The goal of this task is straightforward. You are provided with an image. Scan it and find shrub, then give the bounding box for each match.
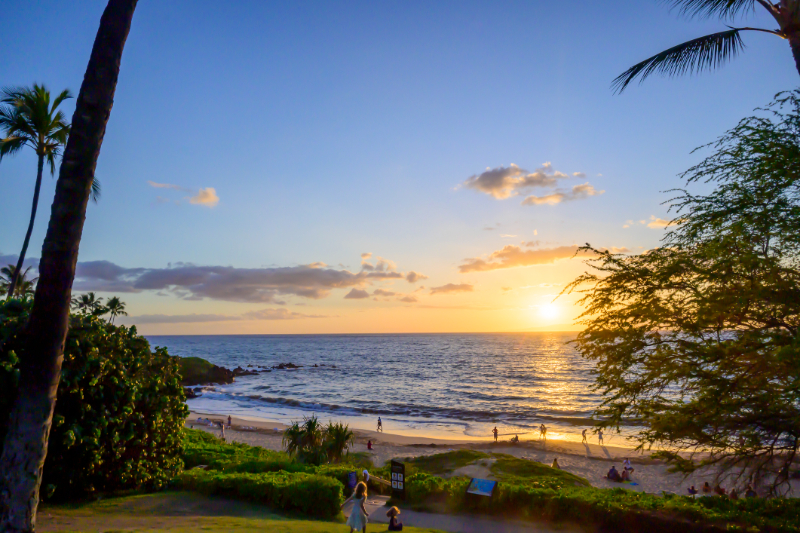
[0,299,188,500]
[282,416,355,466]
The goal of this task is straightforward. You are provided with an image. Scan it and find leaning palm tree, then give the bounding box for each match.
[105,296,127,323]
[0,2,138,530]
[614,1,800,93]
[0,265,37,300]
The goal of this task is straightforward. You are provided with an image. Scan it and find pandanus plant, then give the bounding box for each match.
[282,416,354,465]
[614,1,800,93]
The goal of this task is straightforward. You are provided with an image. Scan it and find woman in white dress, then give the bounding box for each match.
[342,481,369,533]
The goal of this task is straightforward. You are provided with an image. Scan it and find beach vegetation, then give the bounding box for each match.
[105,295,128,323]
[0,265,37,300]
[282,416,355,466]
[613,0,800,93]
[566,91,800,493]
[0,299,187,501]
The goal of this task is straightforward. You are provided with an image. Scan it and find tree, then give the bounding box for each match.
[104,296,127,324]
[613,1,800,93]
[70,292,105,316]
[0,85,70,299]
[565,91,800,494]
[0,1,138,531]
[0,266,37,300]
[282,417,354,465]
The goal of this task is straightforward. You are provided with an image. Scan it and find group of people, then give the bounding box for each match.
[688,482,757,499]
[581,428,603,444]
[342,481,403,532]
[605,458,635,482]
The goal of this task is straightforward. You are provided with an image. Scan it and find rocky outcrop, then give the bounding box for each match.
[177,356,235,386]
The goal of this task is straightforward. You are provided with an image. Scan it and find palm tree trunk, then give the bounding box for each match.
[790,35,800,77]
[6,155,45,299]
[0,1,137,531]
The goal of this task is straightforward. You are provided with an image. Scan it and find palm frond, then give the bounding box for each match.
[664,0,758,20]
[91,176,102,203]
[50,89,73,112]
[612,29,744,93]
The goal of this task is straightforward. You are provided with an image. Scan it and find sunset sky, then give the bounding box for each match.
[2,1,797,334]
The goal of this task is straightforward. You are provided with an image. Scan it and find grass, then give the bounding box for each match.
[39,492,444,533]
[489,454,591,488]
[401,450,490,475]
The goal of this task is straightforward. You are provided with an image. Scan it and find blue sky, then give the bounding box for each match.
[1,1,796,333]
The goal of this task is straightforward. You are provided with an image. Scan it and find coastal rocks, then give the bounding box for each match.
[272,362,302,370]
[177,356,235,386]
[233,366,259,377]
[184,387,198,399]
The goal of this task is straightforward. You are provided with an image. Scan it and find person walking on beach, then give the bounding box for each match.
[227,415,232,428]
[493,427,498,442]
[377,417,383,432]
[582,429,587,443]
[342,481,369,533]
[598,429,604,445]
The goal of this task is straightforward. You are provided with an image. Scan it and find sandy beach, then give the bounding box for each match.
[187,410,786,496]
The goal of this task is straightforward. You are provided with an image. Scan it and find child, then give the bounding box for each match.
[341,481,369,533]
[387,506,403,531]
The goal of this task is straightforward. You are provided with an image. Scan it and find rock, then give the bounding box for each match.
[184,387,198,399]
[233,366,259,377]
[177,356,235,386]
[272,362,302,370]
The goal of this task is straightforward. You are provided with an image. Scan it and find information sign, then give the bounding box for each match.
[390,460,405,500]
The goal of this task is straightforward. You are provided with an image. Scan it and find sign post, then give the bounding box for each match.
[390,460,406,500]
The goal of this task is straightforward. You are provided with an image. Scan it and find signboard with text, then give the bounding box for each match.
[466,478,497,497]
[390,460,405,500]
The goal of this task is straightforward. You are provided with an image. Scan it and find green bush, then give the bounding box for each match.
[0,299,188,500]
[175,469,342,518]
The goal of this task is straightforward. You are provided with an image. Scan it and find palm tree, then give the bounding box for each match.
[0,265,37,300]
[105,296,127,323]
[0,85,70,299]
[71,292,103,314]
[324,421,355,463]
[0,1,138,531]
[613,1,800,93]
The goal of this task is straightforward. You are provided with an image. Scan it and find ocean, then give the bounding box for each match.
[147,332,624,443]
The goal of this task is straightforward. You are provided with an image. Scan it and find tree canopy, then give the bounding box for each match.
[566,91,800,493]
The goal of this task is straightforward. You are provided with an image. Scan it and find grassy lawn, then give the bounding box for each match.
[38,492,444,533]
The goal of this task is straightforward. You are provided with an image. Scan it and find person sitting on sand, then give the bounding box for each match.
[342,481,369,533]
[551,457,560,469]
[387,506,403,531]
[510,434,520,444]
[714,485,726,496]
[702,481,712,494]
[745,484,757,498]
[367,440,373,451]
[729,488,738,500]
[688,485,698,497]
[621,468,630,482]
[493,427,498,442]
[606,466,621,482]
[623,457,634,477]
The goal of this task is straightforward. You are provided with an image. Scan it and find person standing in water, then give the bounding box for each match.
[377,417,383,432]
[493,427,498,442]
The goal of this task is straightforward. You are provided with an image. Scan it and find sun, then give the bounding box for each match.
[538,303,560,321]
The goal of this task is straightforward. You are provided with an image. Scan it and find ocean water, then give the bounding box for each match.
[147,333,625,443]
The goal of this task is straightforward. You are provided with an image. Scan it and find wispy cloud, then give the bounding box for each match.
[344,288,370,299]
[148,181,190,191]
[460,162,570,199]
[406,271,428,283]
[520,183,604,206]
[123,307,325,324]
[647,216,671,229]
[459,245,582,273]
[189,187,220,207]
[430,283,474,295]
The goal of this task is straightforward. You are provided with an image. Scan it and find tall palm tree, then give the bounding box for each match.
[0,85,70,299]
[105,296,127,324]
[0,265,37,300]
[71,292,103,314]
[614,1,800,93]
[0,1,138,531]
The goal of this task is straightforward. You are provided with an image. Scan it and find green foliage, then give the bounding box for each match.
[177,356,218,385]
[282,416,354,466]
[0,265,36,300]
[566,91,800,492]
[401,450,490,475]
[489,454,590,488]
[175,469,343,519]
[0,299,188,500]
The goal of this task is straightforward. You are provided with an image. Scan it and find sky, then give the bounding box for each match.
[1,1,797,334]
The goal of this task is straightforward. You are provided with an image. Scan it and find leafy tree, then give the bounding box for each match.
[0,266,37,300]
[0,1,138,531]
[614,1,800,93]
[105,296,127,324]
[565,91,800,493]
[283,417,355,465]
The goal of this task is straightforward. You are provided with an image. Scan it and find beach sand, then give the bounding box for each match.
[187,410,769,496]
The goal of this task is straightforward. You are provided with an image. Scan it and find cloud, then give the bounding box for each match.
[71,259,408,302]
[461,163,570,199]
[124,307,325,324]
[609,247,631,254]
[361,252,372,259]
[647,216,671,229]
[520,183,604,206]
[189,187,219,207]
[430,283,474,295]
[459,245,582,273]
[344,288,370,299]
[148,181,189,191]
[573,172,586,178]
[373,288,396,297]
[398,295,418,303]
[623,219,633,228]
[405,271,428,283]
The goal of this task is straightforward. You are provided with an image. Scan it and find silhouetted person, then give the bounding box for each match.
[493,427,498,442]
[582,429,587,443]
[377,417,383,432]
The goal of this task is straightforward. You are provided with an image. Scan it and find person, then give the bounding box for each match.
[377,417,383,432]
[702,481,711,494]
[367,440,373,451]
[729,488,738,500]
[582,429,587,443]
[227,415,232,428]
[621,468,630,482]
[688,485,698,497]
[606,465,621,482]
[539,424,545,438]
[342,481,369,533]
[219,422,226,442]
[362,469,370,483]
[541,424,547,439]
[745,484,757,498]
[551,457,560,469]
[714,485,726,496]
[598,429,604,445]
[493,427,498,443]
[387,506,403,531]
[623,457,634,477]
[510,434,520,444]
